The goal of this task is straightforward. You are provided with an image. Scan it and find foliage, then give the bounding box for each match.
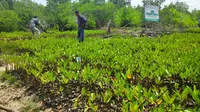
[161,4,197,28]
[0,30,106,40]
[46,0,70,4]
[114,6,141,27]
[13,0,44,30]
[167,1,190,14]
[142,0,165,6]
[1,32,200,111]
[78,3,97,29]
[185,28,200,33]
[0,10,20,32]
[0,0,9,10]
[109,0,129,8]
[171,9,196,27]
[0,73,17,84]
[57,3,76,30]
[1,0,200,31]
[191,9,200,22]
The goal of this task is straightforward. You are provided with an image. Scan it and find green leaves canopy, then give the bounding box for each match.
[114,7,141,27]
[0,10,20,32]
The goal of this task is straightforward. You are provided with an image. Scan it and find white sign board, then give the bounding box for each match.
[145,5,159,22]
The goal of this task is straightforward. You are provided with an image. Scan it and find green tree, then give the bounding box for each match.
[161,1,190,16]
[109,0,129,7]
[0,0,9,10]
[91,2,116,27]
[44,0,59,29]
[93,0,105,5]
[6,0,13,9]
[135,5,144,23]
[78,0,106,5]
[13,0,44,30]
[160,6,196,28]
[172,1,189,14]
[191,9,200,23]
[160,1,195,28]
[142,0,165,6]
[78,3,96,29]
[79,0,90,4]
[160,5,174,27]
[77,2,116,28]
[0,10,20,32]
[114,7,141,27]
[171,9,196,27]
[57,2,76,30]
[46,0,71,4]
[191,9,200,18]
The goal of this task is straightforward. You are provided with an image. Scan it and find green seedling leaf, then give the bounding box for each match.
[84,105,90,112]
[59,86,64,92]
[169,94,176,104]
[92,105,98,111]
[81,87,86,96]
[163,91,170,104]
[98,82,103,88]
[90,93,96,102]
[103,90,113,103]
[181,88,190,101]
[121,100,129,112]
[190,85,200,103]
[129,102,139,112]
[163,91,176,104]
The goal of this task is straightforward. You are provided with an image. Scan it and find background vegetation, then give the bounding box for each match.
[1,0,200,32]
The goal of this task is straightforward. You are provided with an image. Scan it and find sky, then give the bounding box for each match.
[33,0,200,11]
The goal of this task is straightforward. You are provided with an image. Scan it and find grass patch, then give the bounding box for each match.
[0,72,17,84]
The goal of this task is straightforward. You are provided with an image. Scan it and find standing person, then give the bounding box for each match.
[198,18,200,28]
[75,10,87,42]
[29,16,42,36]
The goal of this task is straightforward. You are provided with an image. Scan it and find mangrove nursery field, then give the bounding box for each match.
[0,30,200,111]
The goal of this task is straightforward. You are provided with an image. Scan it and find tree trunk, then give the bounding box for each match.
[107,20,112,35]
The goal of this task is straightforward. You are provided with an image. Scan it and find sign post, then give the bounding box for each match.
[144,4,160,22]
[140,4,160,37]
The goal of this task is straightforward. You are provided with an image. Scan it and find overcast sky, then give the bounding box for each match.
[33,0,200,11]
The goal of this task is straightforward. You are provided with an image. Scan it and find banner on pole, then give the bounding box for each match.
[144,5,159,22]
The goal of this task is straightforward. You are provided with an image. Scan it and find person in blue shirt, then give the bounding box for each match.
[29,16,42,36]
[75,10,87,42]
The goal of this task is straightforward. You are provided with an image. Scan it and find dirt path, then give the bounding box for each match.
[0,66,41,112]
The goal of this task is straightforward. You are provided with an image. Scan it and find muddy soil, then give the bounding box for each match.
[0,66,43,112]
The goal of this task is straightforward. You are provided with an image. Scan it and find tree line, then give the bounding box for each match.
[1,0,200,32]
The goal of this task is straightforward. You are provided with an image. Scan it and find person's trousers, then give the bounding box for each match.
[78,27,84,42]
[31,27,40,36]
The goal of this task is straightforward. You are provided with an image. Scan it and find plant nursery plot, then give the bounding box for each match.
[1,32,200,111]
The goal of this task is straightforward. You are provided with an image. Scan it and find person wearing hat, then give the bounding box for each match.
[75,10,87,42]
